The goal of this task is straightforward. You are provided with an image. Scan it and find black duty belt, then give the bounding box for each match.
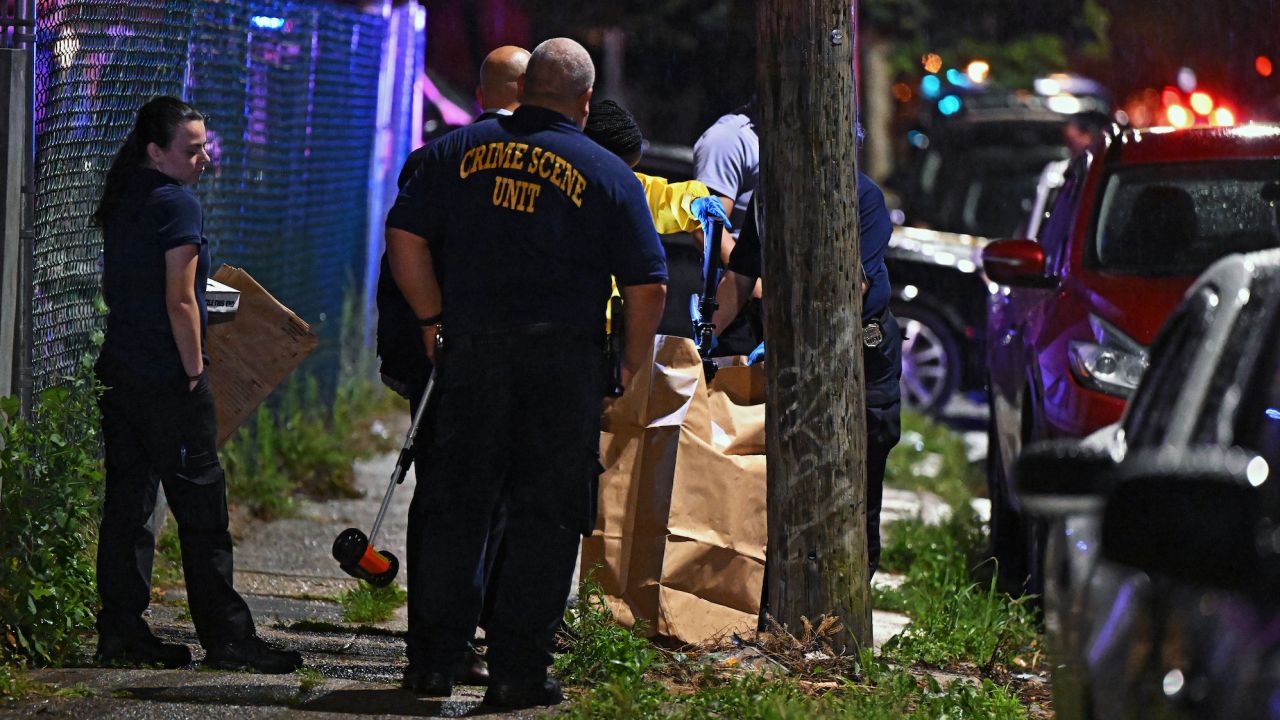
[863,308,892,349]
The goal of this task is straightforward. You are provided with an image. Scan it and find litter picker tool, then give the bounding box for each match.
[331,366,437,587]
[690,196,730,380]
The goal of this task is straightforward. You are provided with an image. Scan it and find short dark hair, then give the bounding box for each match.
[584,100,644,159]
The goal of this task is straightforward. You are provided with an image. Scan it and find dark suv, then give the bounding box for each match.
[888,109,1070,413]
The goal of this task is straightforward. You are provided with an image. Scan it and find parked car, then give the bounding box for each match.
[983,124,1280,590]
[885,226,989,413]
[887,107,1073,413]
[1015,247,1280,719]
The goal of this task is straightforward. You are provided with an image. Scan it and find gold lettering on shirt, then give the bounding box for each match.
[459,141,585,209]
[492,175,542,213]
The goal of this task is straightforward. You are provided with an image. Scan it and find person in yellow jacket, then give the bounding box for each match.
[585,99,730,333]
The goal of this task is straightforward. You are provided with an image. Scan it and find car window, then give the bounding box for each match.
[1089,160,1280,277]
[1192,282,1276,446]
[1232,302,1280,467]
[1121,287,1217,447]
[1038,153,1090,275]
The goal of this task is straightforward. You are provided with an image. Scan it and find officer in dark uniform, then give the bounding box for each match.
[714,171,902,575]
[91,96,301,673]
[376,44,530,691]
[384,38,667,709]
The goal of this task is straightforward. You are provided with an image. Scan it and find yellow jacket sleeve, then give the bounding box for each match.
[634,172,710,235]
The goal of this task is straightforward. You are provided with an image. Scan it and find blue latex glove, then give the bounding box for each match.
[747,341,766,365]
[691,195,732,236]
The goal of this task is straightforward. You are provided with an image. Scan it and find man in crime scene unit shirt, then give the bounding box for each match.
[384,37,666,710]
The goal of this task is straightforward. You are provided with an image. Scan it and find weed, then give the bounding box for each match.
[0,355,104,666]
[0,663,91,702]
[877,510,1039,671]
[885,410,984,507]
[0,663,39,702]
[556,582,1031,720]
[555,576,659,687]
[337,582,407,625]
[295,666,326,695]
[174,600,192,623]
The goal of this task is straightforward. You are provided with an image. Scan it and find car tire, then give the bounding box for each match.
[894,302,961,416]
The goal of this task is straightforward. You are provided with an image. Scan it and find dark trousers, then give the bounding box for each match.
[865,399,902,575]
[864,313,903,575]
[412,329,601,684]
[405,384,507,665]
[95,355,254,649]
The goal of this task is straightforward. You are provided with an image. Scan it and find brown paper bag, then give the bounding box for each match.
[206,265,319,447]
[582,336,767,644]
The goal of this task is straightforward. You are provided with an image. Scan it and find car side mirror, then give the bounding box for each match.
[1101,448,1280,596]
[1015,438,1119,517]
[981,239,1054,288]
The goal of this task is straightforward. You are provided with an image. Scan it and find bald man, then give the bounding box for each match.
[395,45,530,191]
[386,37,666,708]
[375,44,529,695]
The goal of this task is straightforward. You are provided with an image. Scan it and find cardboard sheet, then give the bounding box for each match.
[206,265,319,447]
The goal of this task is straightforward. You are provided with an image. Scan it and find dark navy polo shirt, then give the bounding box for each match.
[727,172,892,321]
[386,105,667,337]
[101,168,210,381]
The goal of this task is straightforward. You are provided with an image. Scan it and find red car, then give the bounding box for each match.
[982,124,1280,591]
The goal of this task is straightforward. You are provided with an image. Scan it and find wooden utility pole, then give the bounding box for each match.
[758,0,870,649]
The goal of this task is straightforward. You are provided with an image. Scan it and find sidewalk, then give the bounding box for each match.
[9,436,544,719]
[6,424,941,719]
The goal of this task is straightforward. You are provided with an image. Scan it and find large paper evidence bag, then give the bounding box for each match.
[582,335,767,645]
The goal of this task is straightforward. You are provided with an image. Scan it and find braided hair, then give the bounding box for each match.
[584,99,644,162]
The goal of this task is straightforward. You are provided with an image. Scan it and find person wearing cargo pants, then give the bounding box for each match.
[91,96,301,673]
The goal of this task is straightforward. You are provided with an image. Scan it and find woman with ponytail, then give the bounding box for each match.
[92,96,303,674]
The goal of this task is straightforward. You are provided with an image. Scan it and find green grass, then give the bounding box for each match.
[0,663,92,703]
[877,414,1041,672]
[884,410,985,507]
[555,417,1041,717]
[295,666,326,695]
[0,663,39,702]
[336,582,407,625]
[219,282,403,520]
[554,581,1031,720]
[875,510,1039,671]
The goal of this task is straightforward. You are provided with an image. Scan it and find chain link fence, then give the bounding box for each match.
[33,0,388,393]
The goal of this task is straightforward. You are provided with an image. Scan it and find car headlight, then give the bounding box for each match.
[1067,315,1148,398]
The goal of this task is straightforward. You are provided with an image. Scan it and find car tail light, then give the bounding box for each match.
[1067,315,1149,398]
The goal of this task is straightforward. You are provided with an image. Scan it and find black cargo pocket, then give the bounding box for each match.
[174,378,223,486]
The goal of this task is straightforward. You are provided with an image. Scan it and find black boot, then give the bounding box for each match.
[402,666,453,697]
[482,677,564,709]
[203,635,303,674]
[455,642,490,685]
[95,631,192,669]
